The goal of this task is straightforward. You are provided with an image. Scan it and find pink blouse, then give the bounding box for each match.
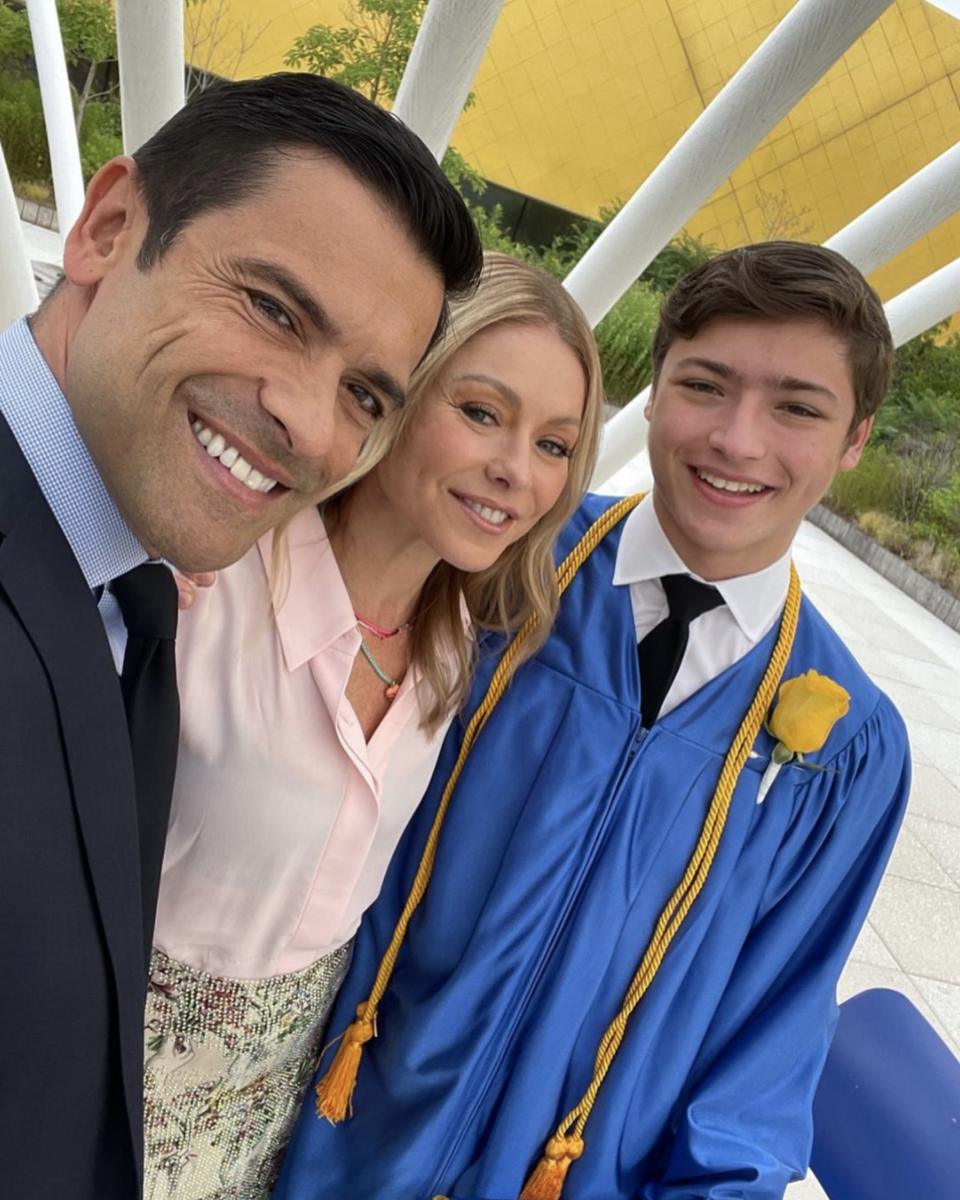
[153,506,457,979]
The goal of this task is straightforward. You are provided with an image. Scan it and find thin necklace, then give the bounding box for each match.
[359,638,403,700]
[354,612,412,639]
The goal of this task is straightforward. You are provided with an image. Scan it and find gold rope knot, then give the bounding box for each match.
[346,1004,376,1045]
[544,1136,584,1163]
[519,1134,585,1199]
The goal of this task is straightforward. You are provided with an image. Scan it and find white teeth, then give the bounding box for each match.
[696,470,766,495]
[463,497,509,525]
[190,420,280,494]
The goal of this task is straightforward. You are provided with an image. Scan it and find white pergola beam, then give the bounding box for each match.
[0,143,40,331]
[27,0,85,244]
[564,0,896,328]
[886,258,960,347]
[392,0,505,163]
[115,0,185,155]
[826,139,960,276]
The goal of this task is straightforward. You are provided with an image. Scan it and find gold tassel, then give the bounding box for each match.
[519,1135,584,1200]
[314,1004,375,1123]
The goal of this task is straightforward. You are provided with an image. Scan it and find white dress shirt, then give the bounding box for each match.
[613,494,792,716]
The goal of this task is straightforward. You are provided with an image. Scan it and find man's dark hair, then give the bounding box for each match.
[132,73,481,319]
[652,241,894,428]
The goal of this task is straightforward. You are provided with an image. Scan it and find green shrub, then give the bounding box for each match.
[826,444,899,519]
[874,387,960,445]
[922,474,960,540]
[593,282,661,406]
[78,95,122,181]
[888,326,960,413]
[639,230,716,294]
[856,510,913,555]
[0,75,50,184]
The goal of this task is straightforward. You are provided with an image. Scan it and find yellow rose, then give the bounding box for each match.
[768,670,851,755]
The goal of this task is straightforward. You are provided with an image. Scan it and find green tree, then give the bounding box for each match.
[0,3,31,60]
[285,0,428,107]
[284,0,483,193]
[0,0,122,187]
[56,0,117,135]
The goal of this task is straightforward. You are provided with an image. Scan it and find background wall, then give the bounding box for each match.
[213,0,960,308]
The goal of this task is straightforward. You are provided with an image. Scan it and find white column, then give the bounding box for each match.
[392,0,505,162]
[826,140,960,276]
[592,384,653,490]
[885,258,960,347]
[563,0,895,327]
[115,0,185,154]
[0,143,40,331]
[27,0,85,244]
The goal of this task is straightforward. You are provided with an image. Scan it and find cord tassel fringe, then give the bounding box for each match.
[519,1135,584,1200]
[314,1004,375,1123]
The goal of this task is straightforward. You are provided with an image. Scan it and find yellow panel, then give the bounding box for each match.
[206,0,960,315]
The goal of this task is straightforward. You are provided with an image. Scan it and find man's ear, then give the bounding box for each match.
[61,156,143,288]
[838,415,874,473]
[644,386,656,422]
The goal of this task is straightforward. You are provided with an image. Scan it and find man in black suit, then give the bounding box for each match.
[0,73,480,1198]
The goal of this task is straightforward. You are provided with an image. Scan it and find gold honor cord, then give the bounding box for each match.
[519,560,802,1200]
[314,494,644,1125]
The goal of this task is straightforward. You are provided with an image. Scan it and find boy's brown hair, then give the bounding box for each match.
[652,241,894,428]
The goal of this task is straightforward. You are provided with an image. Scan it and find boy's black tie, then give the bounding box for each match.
[638,573,723,728]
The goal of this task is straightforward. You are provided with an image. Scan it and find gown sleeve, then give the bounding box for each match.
[642,695,910,1199]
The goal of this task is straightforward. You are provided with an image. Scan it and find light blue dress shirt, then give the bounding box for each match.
[0,317,148,665]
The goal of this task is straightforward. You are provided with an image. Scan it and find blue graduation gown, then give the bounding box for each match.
[276,494,911,1200]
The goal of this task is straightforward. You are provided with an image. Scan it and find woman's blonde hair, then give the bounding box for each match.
[369,250,606,732]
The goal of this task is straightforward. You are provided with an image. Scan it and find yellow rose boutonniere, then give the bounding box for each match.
[756,670,851,804]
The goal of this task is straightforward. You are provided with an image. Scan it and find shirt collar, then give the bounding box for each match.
[0,318,146,588]
[259,505,475,675]
[258,507,356,673]
[613,491,792,641]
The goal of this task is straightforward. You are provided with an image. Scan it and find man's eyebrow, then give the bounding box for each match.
[455,373,582,427]
[364,367,406,412]
[234,257,343,341]
[672,357,840,403]
[236,257,407,410]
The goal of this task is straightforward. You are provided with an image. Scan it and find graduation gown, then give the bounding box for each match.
[275,494,911,1200]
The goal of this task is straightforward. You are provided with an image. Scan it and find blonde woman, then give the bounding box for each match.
[142,253,605,1199]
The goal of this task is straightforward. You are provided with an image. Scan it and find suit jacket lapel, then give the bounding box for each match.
[0,414,146,1164]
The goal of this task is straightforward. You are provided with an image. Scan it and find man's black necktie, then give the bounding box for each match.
[110,564,180,964]
[638,574,723,728]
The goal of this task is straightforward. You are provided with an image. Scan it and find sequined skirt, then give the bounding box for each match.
[144,943,352,1200]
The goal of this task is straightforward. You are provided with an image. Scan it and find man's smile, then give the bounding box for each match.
[189,415,287,497]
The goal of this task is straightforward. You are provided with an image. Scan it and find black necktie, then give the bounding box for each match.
[110,564,180,966]
[638,574,723,728]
